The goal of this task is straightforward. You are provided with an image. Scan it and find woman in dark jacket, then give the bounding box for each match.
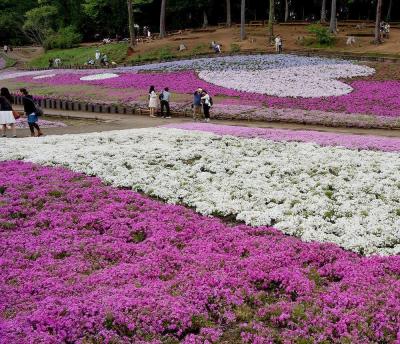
[20,88,43,137]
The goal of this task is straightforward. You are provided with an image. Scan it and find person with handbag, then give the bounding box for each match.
[20,88,43,137]
[0,95,16,138]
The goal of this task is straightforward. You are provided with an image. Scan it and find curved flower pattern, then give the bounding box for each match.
[1,128,399,255]
[80,73,120,81]
[199,64,374,97]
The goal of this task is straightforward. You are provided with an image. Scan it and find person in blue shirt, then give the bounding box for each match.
[193,88,203,120]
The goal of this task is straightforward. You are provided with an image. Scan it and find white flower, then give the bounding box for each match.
[1,128,398,256]
[80,73,119,81]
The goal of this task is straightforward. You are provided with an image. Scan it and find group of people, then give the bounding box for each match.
[148,87,213,122]
[0,87,43,138]
[148,86,171,118]
[193,88,212,122]
[48,58,62,68]
[85,50,110,66]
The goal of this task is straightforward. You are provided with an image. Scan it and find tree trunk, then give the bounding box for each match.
[268,0,274,43]
[127,0,135,46]
[284,0,289,22]
[240,0,246,40]
[159,0,167,38]
[374,0,383,44]
[321,0,327,23]
[226,0,232,27]
[202,10,208,28]
[386,0,393,22]
[329,0,337,33]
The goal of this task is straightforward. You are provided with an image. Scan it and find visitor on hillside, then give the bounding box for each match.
[3,45,8,54]
[95,49,101,62]
[20,88,43,137]
[160,87,171,119]
[54,58,62,67]
[201,90,212,123]
[275,35,282,53]
[48,58,54,68]
[148,86,158,118]
[193,88,203,120]
[0,95,16,138]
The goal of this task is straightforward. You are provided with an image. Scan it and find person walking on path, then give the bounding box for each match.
[3,45,8,54]
[0,96,16,138]
[20,88,43,137]
[275,35,282,53]
[201,90,212,122]
[148,86,158,118]
[193,88,203,120]
[160,87,171,119]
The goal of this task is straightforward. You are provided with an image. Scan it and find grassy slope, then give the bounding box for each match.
[0,53,17,68]
[29,43,129,67]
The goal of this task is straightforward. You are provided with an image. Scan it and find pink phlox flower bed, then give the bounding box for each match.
[17,72,400,118]
[1,161,400,343]
[163,123,400,152]
[14,118,67,129]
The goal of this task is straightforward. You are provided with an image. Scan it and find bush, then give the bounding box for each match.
[44,26,82,51]
[307,24,334,46]
[230,43,241,53]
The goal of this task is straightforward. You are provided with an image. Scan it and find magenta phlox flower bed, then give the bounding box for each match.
[269,80,400,118]
[163,123,400,152]
[1,161,400,343]
[17,70,400,118]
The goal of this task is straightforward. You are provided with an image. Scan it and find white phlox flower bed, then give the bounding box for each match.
[1,128,399,255]
[80,73,119,81]
[198,64,374,97]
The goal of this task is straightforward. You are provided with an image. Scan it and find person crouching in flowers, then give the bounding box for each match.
[20,88,43,137]
[148,85,158,118]
[201,90,212,123]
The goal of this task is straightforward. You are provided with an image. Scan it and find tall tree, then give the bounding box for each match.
[374,0,383,44]
[386,0,393,21]
[268,0,274,43]
[240,0,246,40]
[284,0,289,22]
[226,0,232,27]
[127,0,135,46]
[321,0,327,22]
[329,0,337,33]
[202,9,208,28]
[159,0,167,38]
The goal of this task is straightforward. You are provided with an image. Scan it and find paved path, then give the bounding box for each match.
[11,106,400,138]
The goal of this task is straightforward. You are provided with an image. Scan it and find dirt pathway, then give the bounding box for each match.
[12,106,400,138]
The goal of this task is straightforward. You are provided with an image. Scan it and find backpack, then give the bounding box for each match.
[159,92,164,101]
[209,96,213,106]
[26,96,44,116]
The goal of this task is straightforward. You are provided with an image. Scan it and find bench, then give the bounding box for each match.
[249,20,264,27]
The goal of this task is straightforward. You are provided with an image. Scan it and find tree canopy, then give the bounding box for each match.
[1,0,398,45]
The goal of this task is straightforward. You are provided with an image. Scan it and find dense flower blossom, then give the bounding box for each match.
[14,118,67,129]
[199,64,374,97]
[1,161,400,343]
[163,123,400,152]
[1,128,399,255]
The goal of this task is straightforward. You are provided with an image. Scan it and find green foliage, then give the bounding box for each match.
[130,47,177,63]
[307,24,335,46]
[44,26,82,50]
[191,43,208,55]
[23,5,59,45]
[230,43,241,53]
[29,42,128,67]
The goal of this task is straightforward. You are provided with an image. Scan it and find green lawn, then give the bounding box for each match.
[29,43,129,67]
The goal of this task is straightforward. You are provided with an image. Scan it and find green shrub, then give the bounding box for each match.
[230,43,241,53]
[192,43,208,55]
[44,26,82,51]
[307,24,334,46]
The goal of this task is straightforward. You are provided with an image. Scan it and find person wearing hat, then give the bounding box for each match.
[193,88,203,120]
